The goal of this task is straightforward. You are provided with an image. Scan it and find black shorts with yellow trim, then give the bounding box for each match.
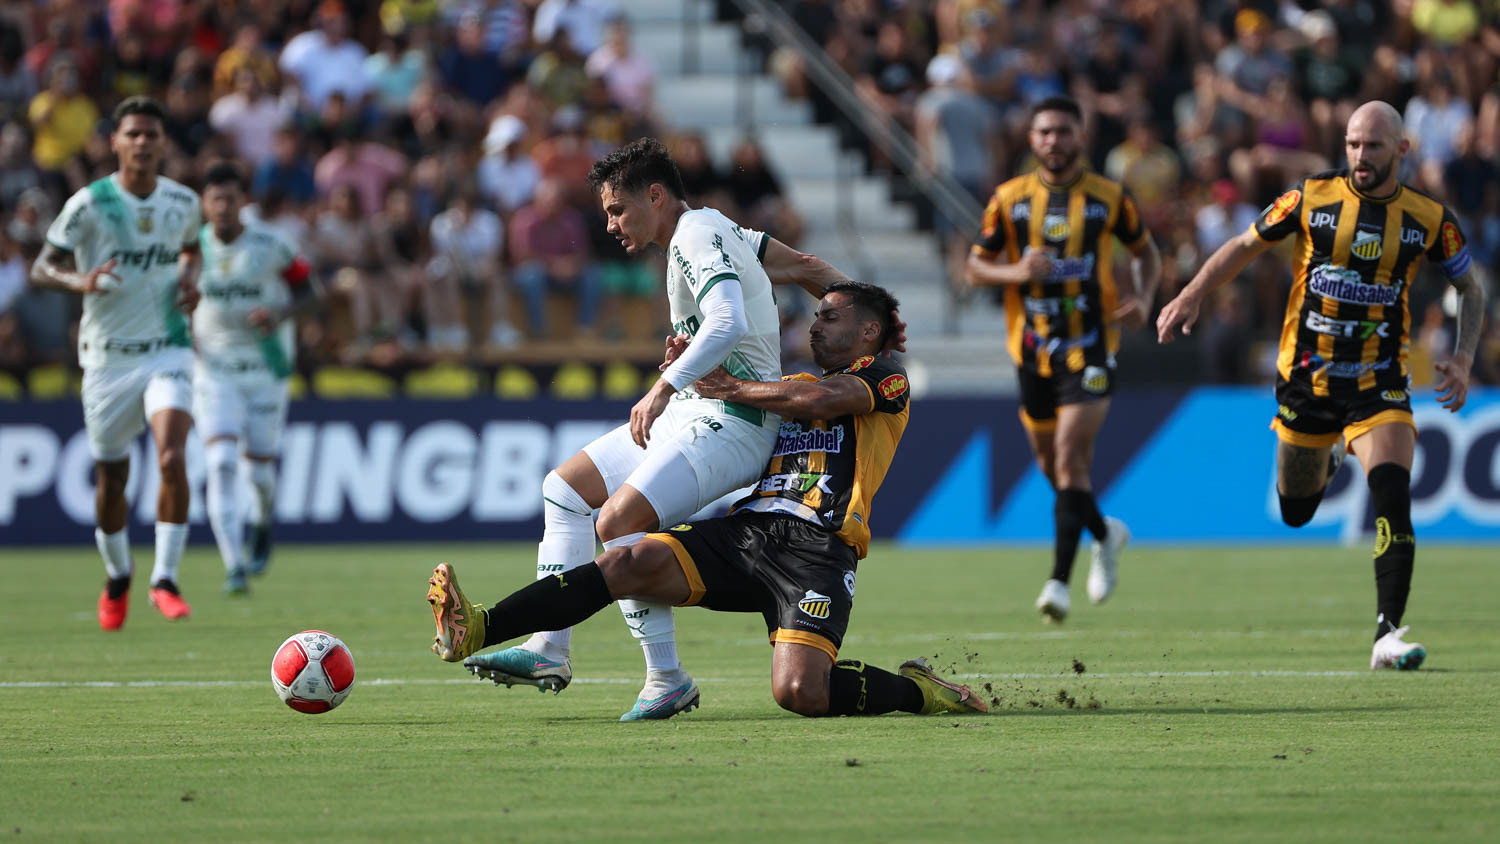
[1016,362,1115,432]
[646,511,858,661]
[1270,376,1416,449]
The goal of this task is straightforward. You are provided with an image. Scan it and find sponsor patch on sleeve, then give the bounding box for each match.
[878,373,908,400]
[846,355,875,373]
[1261,190,1301,227]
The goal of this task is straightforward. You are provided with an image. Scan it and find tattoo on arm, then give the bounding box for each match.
[1449,269,1487,361]
[1277,442,1331,497]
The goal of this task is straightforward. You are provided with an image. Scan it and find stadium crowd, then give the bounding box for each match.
[759,0,1500,385]
[0,0,806,383]
[0,0,1497,388]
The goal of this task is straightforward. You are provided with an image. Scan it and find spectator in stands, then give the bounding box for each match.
[314,184,399,354]
[916,53,1001,291]
[1227,76,1328,205]
[509,178,598,339]
[585,16,654,116]
[4,188,69,364]
[1104,117,1181,224]
[0,24,39,124]
[955,9,1014,113]
[437,10,509,108]
[1194,179,1258,256]
[446,0,531,65]
[857,20,925,129]
[532,0,618,57]
[365,30,430,118]
[254,126,318,205]
[315,130,408,221]
[209,66,291,166]
[527,31,590,110]
[1442,124,1498,264]
[0,123,42,210]
[533,105,596,201]
[726,137,803,246]
[376,185,464,352]
[279,0,371,111]
[213,22,277,97]
[105,30,161,101]
[1409,0,1480,48]
[668,132,729,209]
[27,60,97,180]
[1405,72,1473,192]
[478,114,539,215]
[1214,9,1293,122]
[164,74,214,158]
[429,188,518,348]
[1293,11,1360,160]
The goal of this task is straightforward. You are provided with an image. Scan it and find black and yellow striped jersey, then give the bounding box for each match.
[971,170,1147,376]
[732,355,910,559]
[1252,169,1473,396]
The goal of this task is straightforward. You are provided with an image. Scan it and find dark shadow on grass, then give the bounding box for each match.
[992,703,1425,717]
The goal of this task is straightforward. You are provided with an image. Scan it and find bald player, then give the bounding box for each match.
[1158,101,1486,670]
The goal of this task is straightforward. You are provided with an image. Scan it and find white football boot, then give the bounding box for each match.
[1087,516,1130,604]
[1371,625,1426,670]
[1036,579,1070,623]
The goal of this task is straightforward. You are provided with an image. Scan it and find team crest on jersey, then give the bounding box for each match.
[669,523,692,532]
[878,373,908,400]
[846,355,875,373]
[1441,222,1463,258]
[797,590,832,620]
[1351,228,1383,261]
[1042,214,1069,241]
[136,207,154,233]
[1262,190,1300,227]
[1082,366,1109,394]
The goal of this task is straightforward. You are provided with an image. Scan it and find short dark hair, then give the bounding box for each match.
[112,96,167,129]
[1030,95,1082,125]
[202,160,246,191]
[587,137,687,201]
[825,280,900,351]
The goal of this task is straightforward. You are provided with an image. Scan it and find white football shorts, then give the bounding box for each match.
[583,400,778,526]
[193,369,290,455]
[81,347,195,461]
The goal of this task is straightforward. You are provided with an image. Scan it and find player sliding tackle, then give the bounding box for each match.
[460,139,890,720]
[1157,101,1485,670]
[428,282,986,718]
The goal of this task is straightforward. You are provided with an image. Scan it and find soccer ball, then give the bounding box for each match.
[271,630,356,714]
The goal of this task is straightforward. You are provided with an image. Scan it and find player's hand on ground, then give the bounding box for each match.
[692,365,735,399]
[1020,250,1054,282]
[1113,294,1149,329]
[81,258,119,294]
[1155,292,1201,343]
[1434,353,1472,412]
[630,380,675,448]
[176,276,200,313]
[247,307,276,336]
[883,310,907,354]
[659,333,690,371]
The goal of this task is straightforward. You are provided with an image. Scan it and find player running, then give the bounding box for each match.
[429,282,986,719]
[193,162,318,595]
[30,96,202,629]
[964,96,1162,623]
[1157,101,1486,670]
[459,138,856,720]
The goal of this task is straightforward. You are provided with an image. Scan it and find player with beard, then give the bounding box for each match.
[965,96,1162,623]
[1158,101,1486,670]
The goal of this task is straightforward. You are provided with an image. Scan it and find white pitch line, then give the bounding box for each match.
[957,670,1372,679]
[0,676,734,689]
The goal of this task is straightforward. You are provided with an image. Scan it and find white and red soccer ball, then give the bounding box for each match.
[271,630,356,714]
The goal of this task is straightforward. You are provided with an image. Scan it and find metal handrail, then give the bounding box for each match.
[722,0,987,241]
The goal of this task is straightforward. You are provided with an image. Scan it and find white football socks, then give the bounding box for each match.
[150,521,189,587]
[607,531,684,680]
[244,458,277,528]
[522,471,598,659]
[205,439,243,573]
[95,527,132,580]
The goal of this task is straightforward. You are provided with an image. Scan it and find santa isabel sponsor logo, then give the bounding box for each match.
[1307,264,1400,306]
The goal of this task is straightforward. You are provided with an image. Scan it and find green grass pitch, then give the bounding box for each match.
[1,542,1496,841]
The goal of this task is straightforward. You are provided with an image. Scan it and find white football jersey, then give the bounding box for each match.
[194,220,305,381]
[665,208,782,427]
[46,174,201,369]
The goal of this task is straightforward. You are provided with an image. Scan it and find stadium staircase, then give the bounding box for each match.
[623,0,1012,395]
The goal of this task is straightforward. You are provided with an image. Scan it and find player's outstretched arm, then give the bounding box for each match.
[760,237,852,299]
[694,367,872,419]
[29,243,114,294]
[964,247,1053,288]
[1156,229,1273,343]
[1435,267,1487,412]
[175,243,202,313]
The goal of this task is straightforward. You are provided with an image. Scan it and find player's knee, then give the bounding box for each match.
[95,461,129,494]
[1278,491,1323,527]
[594,544,668,599]
[541,469,592,516]
[156,444,187,479]
[772,674,828,717]
[596,499,653,541]
[204,439,238,475]
[1367,463,1413,527]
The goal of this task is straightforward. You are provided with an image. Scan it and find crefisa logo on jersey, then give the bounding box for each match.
[1042,214,1069,241]
[1351,228,1383,261]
